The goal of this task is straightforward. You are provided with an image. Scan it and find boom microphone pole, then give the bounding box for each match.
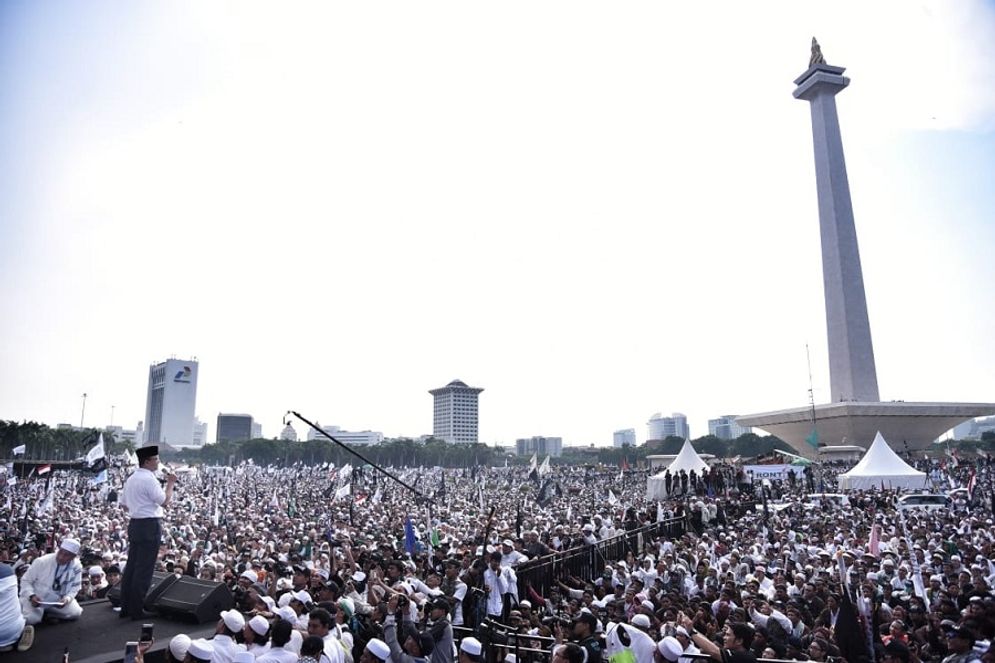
[286,410,428,501]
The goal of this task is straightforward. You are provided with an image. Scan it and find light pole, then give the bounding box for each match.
[80,393,88,428]
[110,405,115,427]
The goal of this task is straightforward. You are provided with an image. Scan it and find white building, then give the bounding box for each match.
[429,379,483,444]
[613,429,636,447]
[144,358,199,448]
[191,418,208,448]
[707,415,751,441]
[105,424,142,447]
[251,422,262,439]
[280,424,298,442]
[306,425,383,445]
[647,412,689,441]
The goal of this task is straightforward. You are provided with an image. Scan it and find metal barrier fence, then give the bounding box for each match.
[515,517,687,599]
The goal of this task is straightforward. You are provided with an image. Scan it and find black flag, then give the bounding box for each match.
[834,586,871,663]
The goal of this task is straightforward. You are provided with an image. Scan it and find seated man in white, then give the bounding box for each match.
[19,539,84,626]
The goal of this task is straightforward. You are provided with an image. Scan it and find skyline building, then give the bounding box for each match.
[143,358,199,448]
[217,413,254,443]
[191,417,208,448]
[613,429,636,447]
[429,379,483,444]
[306,424,383,445]
[516,436,563,457]
[647,412,689,441]
[280,424,298,441]
[707,415,751,441]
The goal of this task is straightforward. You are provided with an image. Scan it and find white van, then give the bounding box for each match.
[804,493,850,509]
[897,493,952,513]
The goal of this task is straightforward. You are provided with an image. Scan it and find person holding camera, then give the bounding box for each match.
[422,596,454,663]
[553,611,601,663]
[677,611,756,663]
[384,592,435,663]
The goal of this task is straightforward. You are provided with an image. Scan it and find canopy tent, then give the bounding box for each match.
[646,439,710,499]
[837,432,928,491]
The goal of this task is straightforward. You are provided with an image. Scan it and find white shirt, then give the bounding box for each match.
[121,468,166,518]
[322,634,345,663]
[256,646,299,663]
[483,565,513,616]
[19,552,83,604]
[210,634,247,663]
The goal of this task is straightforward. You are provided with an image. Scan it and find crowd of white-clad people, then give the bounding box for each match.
[1,450,994,663]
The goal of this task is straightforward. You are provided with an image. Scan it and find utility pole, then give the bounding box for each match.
[80,393,88,428]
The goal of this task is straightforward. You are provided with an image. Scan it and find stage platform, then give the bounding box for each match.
[22,599,215,663]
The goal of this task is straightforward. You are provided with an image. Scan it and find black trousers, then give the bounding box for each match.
[120,517,161,617]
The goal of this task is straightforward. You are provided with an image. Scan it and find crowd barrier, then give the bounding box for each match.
[515,516,687,600]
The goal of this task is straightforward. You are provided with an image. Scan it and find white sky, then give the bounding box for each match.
[1,0,994,446]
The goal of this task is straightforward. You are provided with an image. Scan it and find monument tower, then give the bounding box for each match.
[737,40,995,455]
[793,39,879,403]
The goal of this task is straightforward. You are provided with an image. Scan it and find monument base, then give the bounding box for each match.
[737,401,995,457]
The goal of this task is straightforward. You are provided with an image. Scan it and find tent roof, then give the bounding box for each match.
[650,439,709,476]
[839,432,926,478]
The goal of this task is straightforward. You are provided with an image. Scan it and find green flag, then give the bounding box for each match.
[805,428,819,449]
[431,528,440,547]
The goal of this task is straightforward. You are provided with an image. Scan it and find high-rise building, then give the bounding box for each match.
[647,413,689,441]
[217,414,254,443]
[708,415,751,441]
[429,379,483,444]
[953,416,995,441]
[516,436,563,457]
[613,429,637,447]
[144,358,199,447]
[191,417,208,448]
[251,422,263,439]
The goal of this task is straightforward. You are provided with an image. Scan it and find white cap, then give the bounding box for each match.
[240,570,258,583]
[292,590,313,605]
[59,539,81,555]
[366,638,391,661]
[88,565,105,576]
[631,614,651,628]
[188,638,215,661]
[352,571,367,583]
[168,634,191,661]
[276,606,298,622]
[658,636,683,662]
[461,637,483,656]
[221,609,245,632]
[519,600,532,609]
[248,615,269,636]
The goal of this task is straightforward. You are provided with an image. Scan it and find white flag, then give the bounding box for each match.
[85,435,106,467]
[36,488,54,516]
[529,453,538,472]
[538,456,551,475]
[338,464,353,481]
[607,489,618,505]
[12,445,26,456]
[127,450,138,467]
[371,486,382,504]
[89,470,108,486]
[335,484,351,500]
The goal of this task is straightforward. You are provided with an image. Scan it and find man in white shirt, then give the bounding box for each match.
[119,445,175,620]
[19,538,84,625]
[211,609,248,663]
[500,540,529,568]
[483,552,515,620]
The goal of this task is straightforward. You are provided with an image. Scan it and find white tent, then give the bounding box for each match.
[646,440,710,499]
[837,432,928,491]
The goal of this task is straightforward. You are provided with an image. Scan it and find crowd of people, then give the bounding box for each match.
[0,444,993,663]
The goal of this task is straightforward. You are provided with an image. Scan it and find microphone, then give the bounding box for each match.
[160,464,180,485]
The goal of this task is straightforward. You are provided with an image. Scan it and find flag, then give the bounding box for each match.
[371,485,382,504]
[36,488,54,516]
[338,464,353,481]
[404,516,417,555]
[335,484,351,500]
[37,464,51,476]
[478,486,485,512]
[86,435,107,472]
[657,501,664,523]
[607,489,618,505]
[529,453,538,472]
[127,450,138,467]
[538,456,551,475]
[967,469,977,497]
[537,479,555,506]
[431,528,441,547]
[270,492,279,509]
[804,428,819,449]
[834,582,871,663]
[12,445,25,456]
[436,472,447,499]
[89,470,107,487]
[868,524,880,557]
[528,466,540,487]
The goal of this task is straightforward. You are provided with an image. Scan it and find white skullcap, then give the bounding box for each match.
[276,606,298,622]
[168,634,191,661]
[277,592,293,608]
[658,636,683,662]
[292,590,312,605]
[240,570,258,583]
[461,637,483,656]
[60,539,81,555]
[220,609,245,632]
[188,638,215,661]
[366,638,391,661]
[248,615,269,636]
[631,614,651,629]
[88,565,105,576]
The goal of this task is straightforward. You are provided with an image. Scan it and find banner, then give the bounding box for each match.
[743,464,794,481]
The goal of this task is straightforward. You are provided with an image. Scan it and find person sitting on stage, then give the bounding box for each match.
[0,563,34,653]
[19,538,84,625]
